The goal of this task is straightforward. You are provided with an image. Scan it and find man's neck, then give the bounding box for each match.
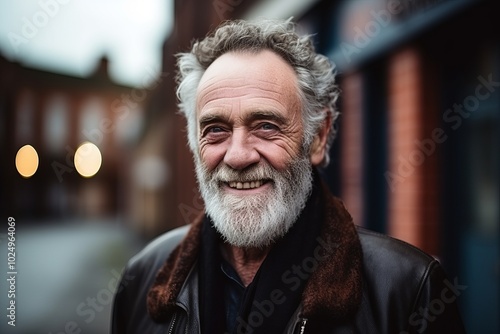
[221,243,271,287]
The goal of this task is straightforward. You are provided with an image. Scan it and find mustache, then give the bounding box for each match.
[208,163,278,183]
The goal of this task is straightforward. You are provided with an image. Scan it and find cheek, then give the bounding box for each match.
[260,120,305,170]
[257,141,300,171]
[199,143,226,171]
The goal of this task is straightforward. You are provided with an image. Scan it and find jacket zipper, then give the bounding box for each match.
[168,312,177,334]
[298,318,308,334]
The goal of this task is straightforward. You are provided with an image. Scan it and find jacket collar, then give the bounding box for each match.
[147,181,362,323]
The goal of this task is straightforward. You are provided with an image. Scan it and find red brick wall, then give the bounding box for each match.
[340,72,365,227]
[387,46,439,255]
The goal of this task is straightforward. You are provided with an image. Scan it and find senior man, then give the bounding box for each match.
[112,19,465,333]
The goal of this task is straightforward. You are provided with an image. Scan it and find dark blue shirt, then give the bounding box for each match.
[221,259,245,333]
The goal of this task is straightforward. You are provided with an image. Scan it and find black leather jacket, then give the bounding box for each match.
[112,190,465,333]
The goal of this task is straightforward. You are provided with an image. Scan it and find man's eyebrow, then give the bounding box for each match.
[245,110,288,125]
[199,113,230,128]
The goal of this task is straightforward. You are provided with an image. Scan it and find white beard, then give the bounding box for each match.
[195,155,313,248]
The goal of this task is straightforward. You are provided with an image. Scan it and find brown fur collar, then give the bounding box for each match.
[147,182,362,322]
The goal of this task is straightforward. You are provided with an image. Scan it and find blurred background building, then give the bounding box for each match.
[0,0,498,333]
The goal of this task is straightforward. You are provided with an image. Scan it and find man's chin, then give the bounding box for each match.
[210,209,294,249]
[218,228,285,249]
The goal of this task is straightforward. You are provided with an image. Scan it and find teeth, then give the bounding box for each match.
[227,180,265,189]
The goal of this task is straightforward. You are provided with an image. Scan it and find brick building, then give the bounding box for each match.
[0,56,147,221]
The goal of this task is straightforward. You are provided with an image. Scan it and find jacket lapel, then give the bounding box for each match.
[301,182,362,321]
[147,213,204,322]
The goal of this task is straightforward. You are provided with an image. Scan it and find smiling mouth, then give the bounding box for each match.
[226,180,269,189]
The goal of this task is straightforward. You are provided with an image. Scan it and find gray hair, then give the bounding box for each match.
[176,18,340,166]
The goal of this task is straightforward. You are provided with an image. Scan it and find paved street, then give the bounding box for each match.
[0,219,143,334]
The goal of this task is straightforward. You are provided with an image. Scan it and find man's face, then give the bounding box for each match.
[194,50,314,247]
[196,49,304,174]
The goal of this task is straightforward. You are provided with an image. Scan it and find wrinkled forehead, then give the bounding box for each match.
[195,50,300,111]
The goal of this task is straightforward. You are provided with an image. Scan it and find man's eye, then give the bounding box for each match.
[208,126,224,133]
[260,123,278,131]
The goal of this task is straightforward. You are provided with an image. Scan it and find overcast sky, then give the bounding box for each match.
[0,0,173,87]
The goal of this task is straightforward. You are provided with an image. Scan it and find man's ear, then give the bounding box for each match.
[309,111,332,166]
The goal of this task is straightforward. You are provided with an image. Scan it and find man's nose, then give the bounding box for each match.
[223,130,260,170]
